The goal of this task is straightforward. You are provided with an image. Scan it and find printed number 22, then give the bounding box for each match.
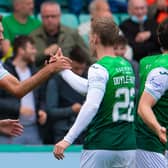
[112,88,135,122]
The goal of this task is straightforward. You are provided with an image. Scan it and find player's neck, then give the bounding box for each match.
[96,46,116,59]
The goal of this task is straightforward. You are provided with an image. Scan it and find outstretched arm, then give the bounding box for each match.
[53,64,109,160]
[60,70,88,95]
[0,56,71,98]
[49,48,88,95]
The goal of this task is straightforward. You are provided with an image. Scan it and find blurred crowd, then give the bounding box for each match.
[0,0,166,145]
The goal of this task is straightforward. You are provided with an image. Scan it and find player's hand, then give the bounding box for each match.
[158,126,167,144]
[49,48,71,64]
[48,48,72,72]
[38,110,47,125]
[0,119,23,136]
[53,139,70,160]
[48,47,63,63]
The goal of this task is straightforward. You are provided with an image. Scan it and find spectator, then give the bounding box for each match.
[78,0,133,60]
[2,0,41,44]
[148,0,168,23]
[120,0,160,62]
[0,36,47,144]
[78,0,111,39]
[0,14,72,113]
[46,45,87,144]
[30,1,91,68]
[113,35,139,92]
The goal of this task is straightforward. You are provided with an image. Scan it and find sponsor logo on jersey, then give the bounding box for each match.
[150,77,162,89]
[159,71,168,76]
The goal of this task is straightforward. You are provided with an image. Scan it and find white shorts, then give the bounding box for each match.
[136,149,168,168]
[164,150,168,167]
[80,149,136,168]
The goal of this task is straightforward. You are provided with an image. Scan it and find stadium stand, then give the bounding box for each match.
[118,13,129,23]
[0,0,12,12]
[61,13,79,28]
[112,14,120,25]
[37,13,79,29]
[79,14,91,24]
[0,12,11,17]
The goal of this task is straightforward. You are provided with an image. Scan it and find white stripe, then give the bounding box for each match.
[136,149,167,168]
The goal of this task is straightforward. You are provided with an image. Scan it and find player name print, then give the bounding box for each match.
[113,75,135,85]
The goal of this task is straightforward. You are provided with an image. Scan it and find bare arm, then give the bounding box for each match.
[0,56,71,98]
[138,91,166,143]
[138,67,168,144]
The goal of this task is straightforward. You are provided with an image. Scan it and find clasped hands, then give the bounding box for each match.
[46,47,72,71]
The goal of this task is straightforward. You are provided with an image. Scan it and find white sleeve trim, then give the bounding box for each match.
[0,63,9,80]
[64,64,109,144]
[59,70,88,95]
[144,67,168,101]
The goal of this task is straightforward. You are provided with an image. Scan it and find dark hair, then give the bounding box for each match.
[13,35,35,57]
[157,19,168,50]
[69,46,88,64]
[114,35,128,46]
[91,17,119,46]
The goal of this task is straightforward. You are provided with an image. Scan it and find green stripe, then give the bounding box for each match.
[0,145,82,153]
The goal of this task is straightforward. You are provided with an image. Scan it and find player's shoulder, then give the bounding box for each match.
[146,67,168,89]
[145,67,168,99]
[89,63,109,79]
[140,55,158,65]
[97,56,126,66]
[148,67,168,77]
[90,63,108,74]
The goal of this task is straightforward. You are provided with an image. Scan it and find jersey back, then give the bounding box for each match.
[84,56,136,150]
[136,54,168,153]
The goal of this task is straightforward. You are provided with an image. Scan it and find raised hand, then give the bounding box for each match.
[0,119,23,136]
[48,48,72,72]
[49,48,71,63]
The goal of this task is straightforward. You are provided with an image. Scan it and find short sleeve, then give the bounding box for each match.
[145,67,168,101]
[0,63,9,80]
[88,63,109,92]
